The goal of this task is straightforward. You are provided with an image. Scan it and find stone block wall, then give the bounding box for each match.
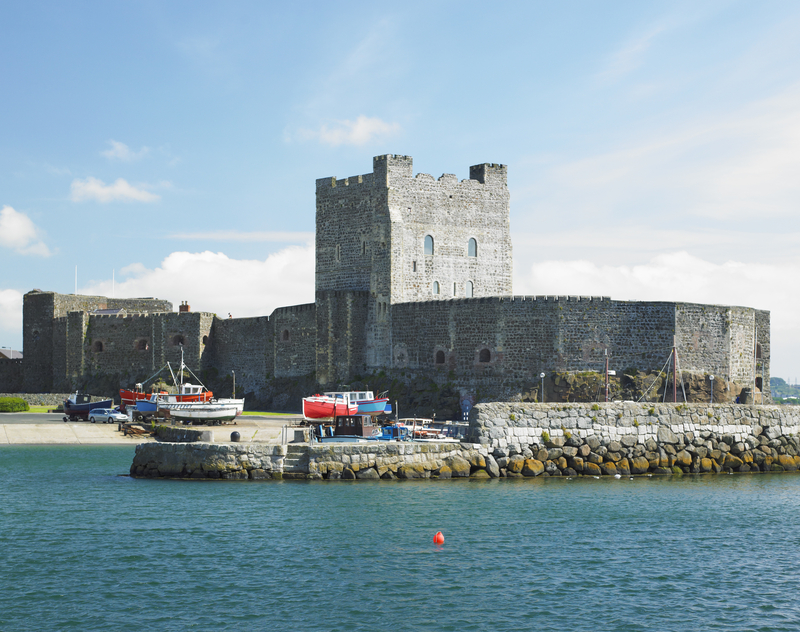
[315,154,512,308]
[316,290,370,386]
[207,315,274,397]
[272,303,316,378]
[0,360,23,392]
[390,160,512,304]
[384,296,767,402]
[22,291,172,393]
[466,401,800,475]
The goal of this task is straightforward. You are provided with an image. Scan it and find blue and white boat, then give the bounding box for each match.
[321,390,389,416]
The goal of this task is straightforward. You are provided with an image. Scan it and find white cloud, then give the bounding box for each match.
[101,140,149,162]
[0,289,24,349]
[169,230,314,243]
[80,245,315,318]
[70,177,161,203]
[0,206,52,256]
[296,116,401,147]
[514,251,800,379]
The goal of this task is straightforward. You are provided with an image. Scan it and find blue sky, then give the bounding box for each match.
[2,0,799,379]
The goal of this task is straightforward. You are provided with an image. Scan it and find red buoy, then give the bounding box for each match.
[433,531,444,545]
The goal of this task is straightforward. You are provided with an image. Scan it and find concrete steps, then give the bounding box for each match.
[283,445,310,472]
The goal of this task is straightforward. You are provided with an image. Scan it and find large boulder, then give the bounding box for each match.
[621,435,638,448]
[506,454,525,474]
[356,467,381,480]
[657,427,679,444]
[485,454,501,478]
[397,464,427,479]
[724,454,744,470]
[447,455,472,477]
[630,456,650,474]
[568,456,585,471]
[778,455,797,471]
[522,459,544,477]
[583,462,602,476]
[675,450,692,468]
[600,462,618,476]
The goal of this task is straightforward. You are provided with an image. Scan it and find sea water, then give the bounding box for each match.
[1,445,799,632]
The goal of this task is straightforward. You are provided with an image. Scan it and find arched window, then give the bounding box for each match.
[92,340,104,353]
[432,281,440,295]
[435,350,445,365]
[172,335,185,347]
[202,335,208,345]
[466,281,474,298]
[479,348,491,363]
[136,339,148,351]
[424,235,434,255]
[281,329,290,341]
[468,238,477,257]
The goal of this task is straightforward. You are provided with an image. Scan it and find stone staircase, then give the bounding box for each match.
[283,444,310,473]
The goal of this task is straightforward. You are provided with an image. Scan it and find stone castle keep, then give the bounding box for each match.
[0,155,771,408]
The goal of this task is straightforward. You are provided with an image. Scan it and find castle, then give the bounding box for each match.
[0,155,771,408]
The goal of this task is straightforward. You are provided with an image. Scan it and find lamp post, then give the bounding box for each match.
[232,370,236,399]
[540,372,546,404]
[709,375,714,405]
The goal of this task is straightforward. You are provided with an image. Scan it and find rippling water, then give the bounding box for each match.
[2,446,800,631]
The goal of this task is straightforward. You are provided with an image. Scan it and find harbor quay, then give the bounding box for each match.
[130,401,800,480]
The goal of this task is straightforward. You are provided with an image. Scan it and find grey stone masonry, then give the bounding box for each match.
[469,401,800,449]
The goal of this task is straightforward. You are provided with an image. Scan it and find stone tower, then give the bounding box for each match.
[314,154,512,385]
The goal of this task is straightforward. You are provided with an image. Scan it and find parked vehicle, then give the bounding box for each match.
[63,393,114,422]
[88,408,128,424]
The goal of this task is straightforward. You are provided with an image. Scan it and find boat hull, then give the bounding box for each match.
[166,404,239,422]
[63,397,113,420]
[355,398,390,416]
[302,396,358,420]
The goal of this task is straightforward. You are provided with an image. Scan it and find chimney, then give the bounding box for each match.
[179,301,191,313]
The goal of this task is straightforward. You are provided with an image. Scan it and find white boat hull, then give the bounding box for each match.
[162,403,239,422]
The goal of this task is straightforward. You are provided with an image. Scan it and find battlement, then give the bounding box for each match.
[317,155,508,191]
[469,163,507,185]
[273,302,316,315]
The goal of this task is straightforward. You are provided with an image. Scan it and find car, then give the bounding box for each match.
[88,408,128,424]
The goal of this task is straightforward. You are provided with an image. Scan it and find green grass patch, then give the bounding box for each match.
[26,405,52,413]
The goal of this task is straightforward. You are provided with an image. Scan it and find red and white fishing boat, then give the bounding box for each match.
[302,394,358,420]
[119,349,213,411]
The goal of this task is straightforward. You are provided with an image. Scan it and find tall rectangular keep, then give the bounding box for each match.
[314,154,512,385]
[315,154,513,305]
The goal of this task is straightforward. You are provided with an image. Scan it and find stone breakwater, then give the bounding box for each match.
[130,441,489,480]
[130,403,800,480]
[468,402,800,475]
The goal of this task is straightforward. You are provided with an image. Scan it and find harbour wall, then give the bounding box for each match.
[130,402,800,480]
